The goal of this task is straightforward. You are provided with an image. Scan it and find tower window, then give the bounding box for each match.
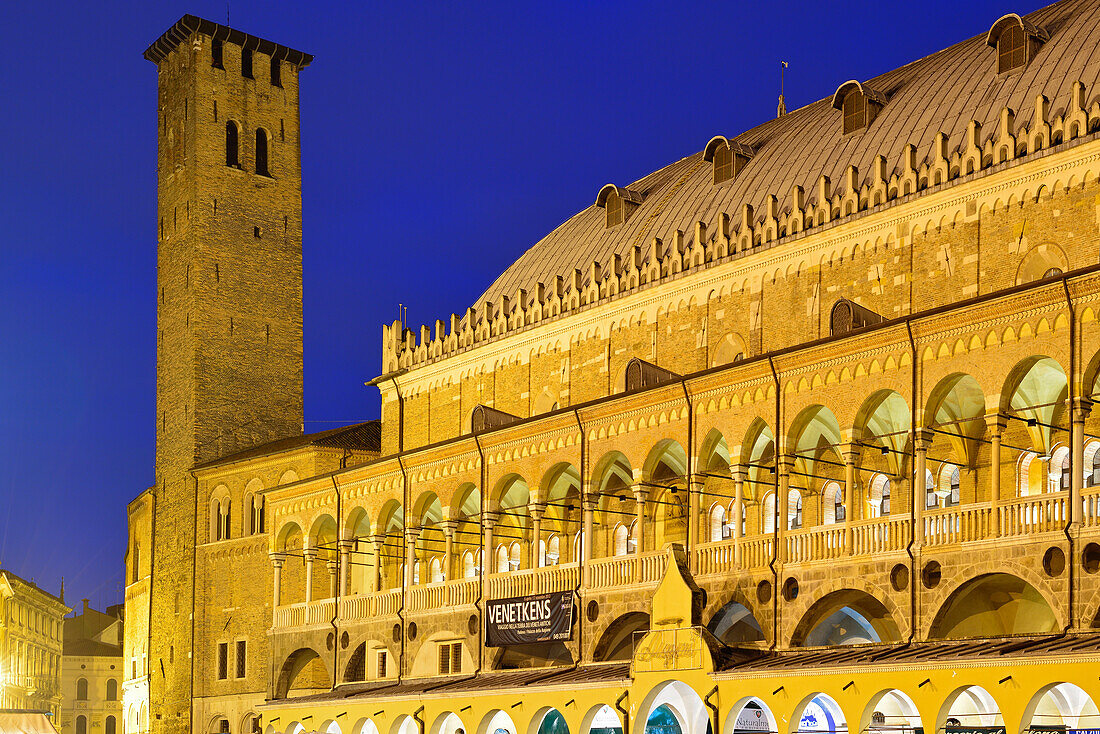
[235,640,246,678]
[225,121,239,168]
[256,129,269,176]
[270,57,282,87]
[217,642,228,680]
[242,48,253,79]
[212,38,223,69]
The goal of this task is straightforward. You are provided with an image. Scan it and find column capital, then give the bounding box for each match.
[482,511,499,529]
[984,411,1008,433]
[776,454,797,473]
[268,552,286,567]
[404,527,422,542]
[631,486,649,503]
[730,464,747,483]
[841,443,862,464]
[1071,397,1094,423]
[439,520,458,538]
[581,496,598,512]
[337,539,355,553]
[302,547,318,562]
[914,428,935,450]
[527,502,547,521]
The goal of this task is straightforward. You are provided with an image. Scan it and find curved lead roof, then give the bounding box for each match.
[474,0,1100,312]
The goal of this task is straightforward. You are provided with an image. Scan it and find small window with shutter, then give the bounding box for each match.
[842,92,866,135]
[997,25,1026,73]
[438,642,462,674]
[377,650,387,678]
[713,145,733,184]
[605,192,623,228]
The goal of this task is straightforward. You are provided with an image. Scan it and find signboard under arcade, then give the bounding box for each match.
[485,591,574,647]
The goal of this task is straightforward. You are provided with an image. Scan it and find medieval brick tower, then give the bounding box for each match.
[142,16,311,734]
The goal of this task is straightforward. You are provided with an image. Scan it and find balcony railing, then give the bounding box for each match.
[588,549,667,589]
[271,500,1100,631]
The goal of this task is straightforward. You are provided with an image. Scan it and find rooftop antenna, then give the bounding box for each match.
[226,2,230,25]
[778,61,789,117]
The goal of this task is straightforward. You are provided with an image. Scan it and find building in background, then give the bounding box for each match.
[0,569,67,715]
[131,4,1100,734]
[59,600,123,734]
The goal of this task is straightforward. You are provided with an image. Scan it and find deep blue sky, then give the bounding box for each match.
[0,0,1044,611]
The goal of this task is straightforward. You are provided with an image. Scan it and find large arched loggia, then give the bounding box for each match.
[431,712,467,734]
[530,710,569,734]
[929,574,1057,638]
[707,600,765,645]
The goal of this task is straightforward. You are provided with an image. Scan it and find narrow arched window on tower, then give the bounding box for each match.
[225,121,239,168]
[211,38,223,69]
[270,56,282,87]
[255,129,269,176]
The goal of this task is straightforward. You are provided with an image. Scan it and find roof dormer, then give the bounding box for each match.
[703,136,754,185]
[987,14,1048,74]
[832,80,886,135]
[596,184,643,228]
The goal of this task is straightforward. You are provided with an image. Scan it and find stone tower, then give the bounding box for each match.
[142,16,311,734]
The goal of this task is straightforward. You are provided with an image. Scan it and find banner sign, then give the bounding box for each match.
[485,591,573,647]
[945,727,1006,734]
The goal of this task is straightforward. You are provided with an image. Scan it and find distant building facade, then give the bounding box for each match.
[131,5,1100,734]
[60,601,123,734]
[0,570,67,715]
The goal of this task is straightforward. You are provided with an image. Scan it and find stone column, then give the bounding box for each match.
[631,486,649,554]
[582,495,596,586]
[270,553,285,608]
[370,535,384,592]
[441,521,457,581]
[404,528,421,586]
[327,560,338,598]
[986,413,1006,536]
[914,429,933,547]
[841,443,861,553]
[687,459,700,567]
[1072,399,1093,527]
[529,503,545,568]
[776,456,794,562]
[732,465,745,567]
[303,547,317,603]
[338,539,353,596]
[482,513,497,573]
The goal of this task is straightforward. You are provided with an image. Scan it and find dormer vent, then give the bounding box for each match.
[829,299,884,336]
[987,14,1048,74]
[622,357,680,393]
[470,405,520,433]
[703,136,754,185]
[596,184,643,228]
[832,81,886,135]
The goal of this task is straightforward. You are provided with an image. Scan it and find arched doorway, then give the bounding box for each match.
[480,711,519,734]
[581,706,623,734]
[431,712,467,734]
[1021,683,1100,734]
[533,710,569,734]
[724,698,776,734]
[637,681,708,734]
[938,686,1003,732]
[793,694,847,734]
[863,690,921,734]
[929,574,1057,638]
